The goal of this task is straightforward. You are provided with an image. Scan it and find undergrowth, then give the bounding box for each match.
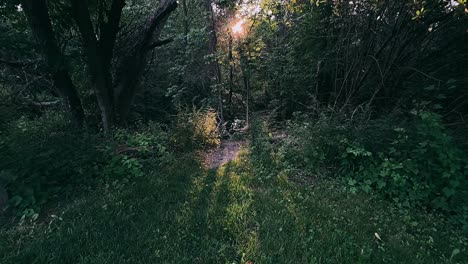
[252,110,468,232]
[0,113,105,219]
[0,108,221,220]
[172,108,221,150]
[2,138,467,263]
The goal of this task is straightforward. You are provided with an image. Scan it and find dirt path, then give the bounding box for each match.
[202,140,247,169]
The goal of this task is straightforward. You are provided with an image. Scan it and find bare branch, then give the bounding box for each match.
[146,38,173,49]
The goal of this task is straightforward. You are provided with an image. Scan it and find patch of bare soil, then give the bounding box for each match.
[202,140,248,169]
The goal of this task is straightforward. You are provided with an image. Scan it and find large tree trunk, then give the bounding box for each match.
[21,0,84,128]
[70,0,176,128]
[70,0,115,132]
[114,0,177,124]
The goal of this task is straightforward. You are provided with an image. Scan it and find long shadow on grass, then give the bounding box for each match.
[173,165,236,262]
[2,151,259,264]
[4,155,253,264]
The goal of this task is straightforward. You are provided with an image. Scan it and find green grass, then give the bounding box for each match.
[0,149,467,264]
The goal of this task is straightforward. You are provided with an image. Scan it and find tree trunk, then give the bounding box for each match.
[21,0,84,128]
[70,0,115,132]
[243,71,250,126]
[182,0,189,42]
[239,43,250,126]
[228,32,234,116]
[70,0,176,128]
[202,0,223,122]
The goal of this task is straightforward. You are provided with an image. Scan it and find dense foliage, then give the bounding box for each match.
[250,110,468,231]
[0,0,467,262]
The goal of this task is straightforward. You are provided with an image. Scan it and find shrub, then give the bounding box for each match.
[341,111,468,228]
[112,122,170,159]
[102,122,173,183]
[0,114,172,219]
[257,110,467,230]
[172,108,220,150]
[0,113,105,218]
[266,111,355,179]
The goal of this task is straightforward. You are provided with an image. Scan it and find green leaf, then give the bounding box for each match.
[450,248,460,260]
[9,195,23,207]
[442,187,455,197]
[347,178,356,186]
[377,181,386,189]
[362,185,372,193]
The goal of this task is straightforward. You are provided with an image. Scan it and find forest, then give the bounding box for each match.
[0,0,467,263]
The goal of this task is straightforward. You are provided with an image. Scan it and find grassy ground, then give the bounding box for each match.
[0,149,467,263]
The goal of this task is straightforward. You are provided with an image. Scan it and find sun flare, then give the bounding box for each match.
[231,19,245,35]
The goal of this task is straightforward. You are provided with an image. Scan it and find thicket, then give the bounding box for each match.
[172,108,221,150]
[250,108,468,232]
[0,108,219,219]
[237,0,468,232]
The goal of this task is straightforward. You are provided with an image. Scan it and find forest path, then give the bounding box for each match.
[201,140,248,169]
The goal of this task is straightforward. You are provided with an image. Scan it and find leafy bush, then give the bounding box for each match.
[172,108,220,150]
[0,113,105,218]
[256,110,468,231]
[112,122,170,159]
[102,122,173,184]
[280,112,353,174]
[0,114,172,219]
[341,111,468,229]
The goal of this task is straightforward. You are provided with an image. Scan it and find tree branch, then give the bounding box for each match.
[142,0,178,46]
[146,38,173,49]
[0,59,39,68]
[100,0,126,69]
